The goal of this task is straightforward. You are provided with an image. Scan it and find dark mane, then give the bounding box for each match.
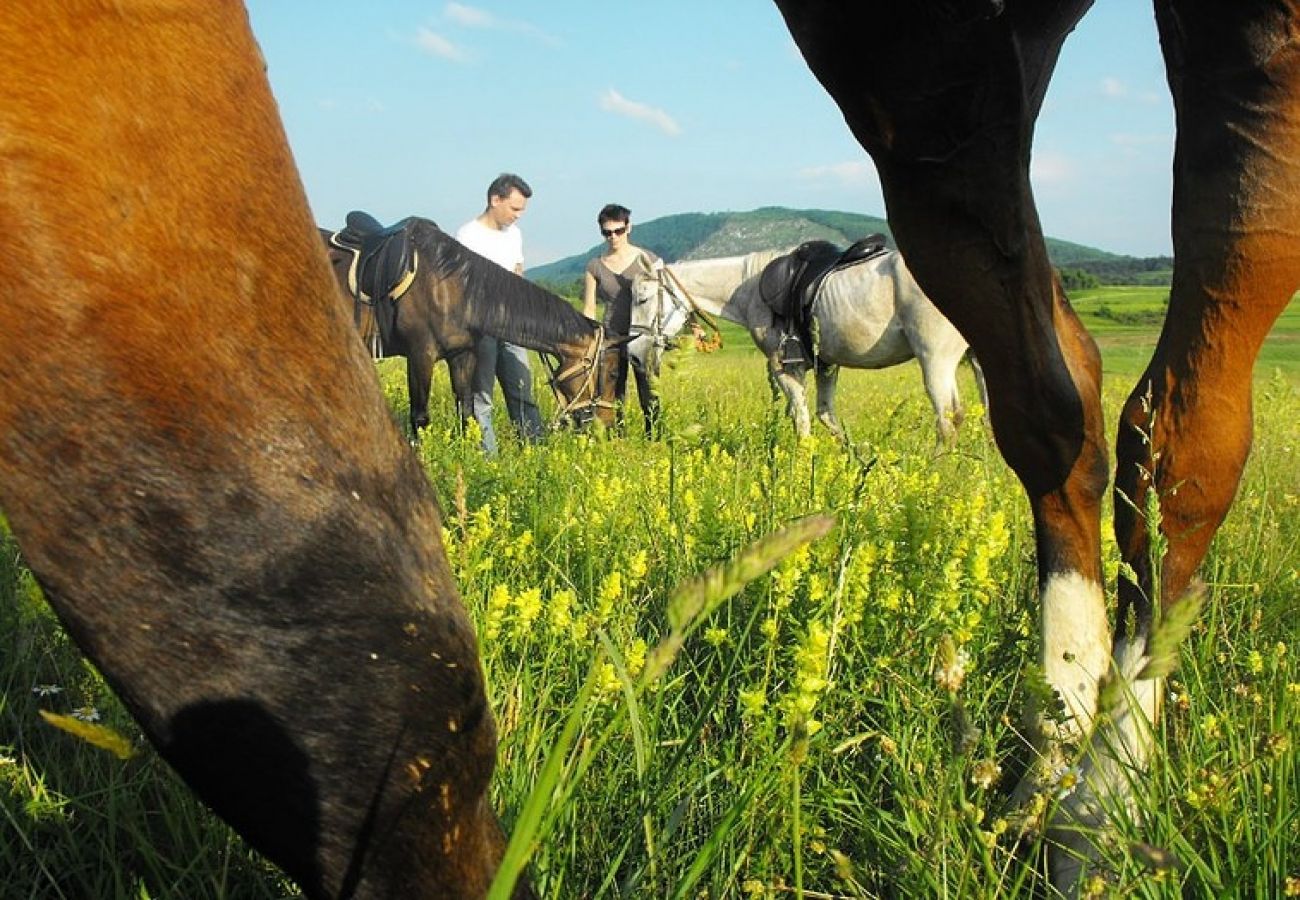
[407,218,597,349]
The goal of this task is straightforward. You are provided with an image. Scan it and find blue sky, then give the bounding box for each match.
[246,1,1174,267]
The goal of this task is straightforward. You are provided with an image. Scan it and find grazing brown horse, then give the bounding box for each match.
[321,217,621,437]
[0,4,527,899]
[775,0,1300,889]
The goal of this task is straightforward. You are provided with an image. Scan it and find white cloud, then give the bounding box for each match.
[442,3,561,46]
[1101,76,1164,105]
[445,2,495,27]
[599,89,681,137]
[1030,151,1075,187]
[797,160,876,185]
[1101,77,1127,98]
[415,27,468,62]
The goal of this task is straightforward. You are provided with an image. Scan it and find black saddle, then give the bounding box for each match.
[758,234,889,363]
[328,210,422,307]
[326,211,426,358]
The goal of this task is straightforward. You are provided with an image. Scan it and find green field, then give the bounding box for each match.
[2,287,1298,898]
[1070,286,1300,377]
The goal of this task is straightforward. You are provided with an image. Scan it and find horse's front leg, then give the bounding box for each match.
[812,361,845,439]
[753,314,811,438]
[769,354,811,438]
[1116,0,1300,642]
[1082,8,1300,869]
[404,342,437,441]
[775,0,1107,798]
[445,349,478,432]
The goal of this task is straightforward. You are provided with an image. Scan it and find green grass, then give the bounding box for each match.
[1070,286,1300,376]
[2,287,1298,898]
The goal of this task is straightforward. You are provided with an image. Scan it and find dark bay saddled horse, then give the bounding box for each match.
[322,216,620,437]
[0,4,529,898]
[776,0,1300,891]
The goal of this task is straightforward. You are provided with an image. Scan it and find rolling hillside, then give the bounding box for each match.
[527,206,1171,288]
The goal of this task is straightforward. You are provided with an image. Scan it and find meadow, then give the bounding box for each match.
[1,287,1297,898]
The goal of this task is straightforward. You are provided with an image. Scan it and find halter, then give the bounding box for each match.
[538,326,616,425]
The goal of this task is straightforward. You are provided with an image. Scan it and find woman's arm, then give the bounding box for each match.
[582,271,598,319]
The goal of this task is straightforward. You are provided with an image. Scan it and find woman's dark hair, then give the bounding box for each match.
[487,173,532,202]
[597,203,631,225]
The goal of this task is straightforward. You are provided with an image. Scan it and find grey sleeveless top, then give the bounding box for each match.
[586,250,660,335]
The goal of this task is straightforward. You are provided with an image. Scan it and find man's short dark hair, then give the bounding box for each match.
[487,173,532,202]
[597,203,631,225]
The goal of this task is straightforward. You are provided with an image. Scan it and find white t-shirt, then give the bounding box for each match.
[455,217,524,272]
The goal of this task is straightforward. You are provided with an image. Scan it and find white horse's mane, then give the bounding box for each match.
[738,248,789,282]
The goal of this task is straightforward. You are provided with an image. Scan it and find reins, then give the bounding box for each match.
[538,325,616,424]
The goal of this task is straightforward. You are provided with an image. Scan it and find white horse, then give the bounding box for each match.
[632,249,986,442]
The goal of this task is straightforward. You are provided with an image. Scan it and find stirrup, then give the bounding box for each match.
[778,333,807,366]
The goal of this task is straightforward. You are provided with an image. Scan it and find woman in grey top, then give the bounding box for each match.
[582,203,661,437]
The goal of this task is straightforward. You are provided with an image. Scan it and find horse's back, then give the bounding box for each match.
[812,251,965,365]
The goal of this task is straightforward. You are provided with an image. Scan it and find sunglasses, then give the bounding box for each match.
[600,225,628,238]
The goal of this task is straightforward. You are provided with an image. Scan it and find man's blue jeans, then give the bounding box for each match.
[471,334,543,455]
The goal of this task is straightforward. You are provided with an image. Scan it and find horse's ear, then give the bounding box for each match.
[603,331,633,348]
[635,252,659,275]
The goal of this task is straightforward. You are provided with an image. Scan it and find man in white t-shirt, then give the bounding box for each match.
[454,173,543,455]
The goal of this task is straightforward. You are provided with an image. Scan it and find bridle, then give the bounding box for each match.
[634,263,723,355]
[538,325,617,426]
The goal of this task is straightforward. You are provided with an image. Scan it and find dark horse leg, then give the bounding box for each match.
[404,342,436,439]
[775,0,1109,882]
[776,0,1300,889]
[446,349,478,434]
[1115,1,1300,641]
[1072,6,1300,885]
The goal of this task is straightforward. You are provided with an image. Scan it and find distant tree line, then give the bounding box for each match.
[529,206,1174,287]
[1073,256,1174,286]
[1058,267,1101,291]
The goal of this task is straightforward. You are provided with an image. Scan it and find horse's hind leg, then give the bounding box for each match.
[917,347,964,446]
[967,353,989,417]
[813,361,845,439]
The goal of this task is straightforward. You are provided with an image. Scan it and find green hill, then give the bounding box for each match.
[527,206,1171,289]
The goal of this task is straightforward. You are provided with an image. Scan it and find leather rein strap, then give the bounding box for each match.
[659,265,723,350]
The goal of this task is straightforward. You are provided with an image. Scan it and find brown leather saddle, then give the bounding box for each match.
[326,211,423,354]
[758,234,889,364]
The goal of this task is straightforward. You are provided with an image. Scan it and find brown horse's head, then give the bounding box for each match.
[548,326,625,430]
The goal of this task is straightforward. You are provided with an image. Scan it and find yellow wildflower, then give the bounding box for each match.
[626,549,648,584]
[548,588,575,631]
[738,687,767,718]
[512,587,542,638]
[625,638,648,679]
[484,584,511,642]
[1200,713,1221,740]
